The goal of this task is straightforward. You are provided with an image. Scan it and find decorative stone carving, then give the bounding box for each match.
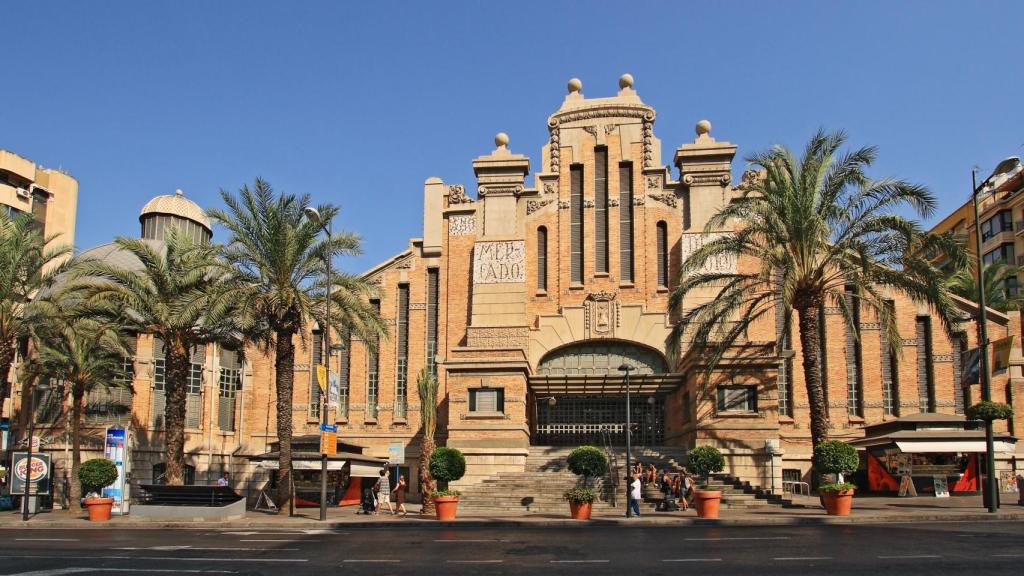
[448,184,473,204]
[633,196,645,206]
[409,303,426,310]
[558,200,571,209]
[543,182,557,195]
[549,105,655,126]
[682,173,732,187]
[859,322,882,330]
[479,184,524,197]
[646,175,661,190]
[642,112,655,168]
[604,124,617,134]
[680,233,736,275]
[738,169,761,190]
[549,125,560,174]
[823,307,843,315]
[527,199,554,215]
[583,199,596,208]
[607,198,620,207]
[473,240,525,284]
[466,326,529,348]
[648,193,677,208]
[933,354,954,363]
[449,214,475,236]
[584,291,619,338]
[395,255,413,269]
[583,125,599,138]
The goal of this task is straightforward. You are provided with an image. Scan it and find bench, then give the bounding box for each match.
[138,484,243,507]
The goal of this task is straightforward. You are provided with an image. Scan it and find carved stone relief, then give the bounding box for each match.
[558,200,571,209]
[449,214,475,236]
[607,198,620,207]
[543,182,557,195]
[584,291,619,338]
[448,184,473,204]
[527,199,554,215]
[682,173,732,187]
[583,199,596,208]
[648,193,677,208]
[680,233,736,274]
[549,124,560,174]
[473,240,525,284]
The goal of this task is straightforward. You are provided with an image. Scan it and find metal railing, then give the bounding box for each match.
[600,426,619,507]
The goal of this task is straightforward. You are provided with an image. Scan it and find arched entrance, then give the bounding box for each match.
[531,341,678,446]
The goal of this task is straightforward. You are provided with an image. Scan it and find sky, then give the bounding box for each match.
[3,1,1023,273]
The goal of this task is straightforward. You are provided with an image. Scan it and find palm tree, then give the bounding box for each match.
[946,260,1024,312]
[29,300,133,503]
[416,366,439,515]
[0,211,71,421]
[669,130,966,450]
[208,178,386,509]
[65,228,235,485]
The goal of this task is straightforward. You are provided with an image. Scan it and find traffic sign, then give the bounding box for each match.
[320,431,337,455]
[320,424,337,433]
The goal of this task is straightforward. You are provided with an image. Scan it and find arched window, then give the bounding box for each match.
[537,227,548,291]
[538,341,668,376]
[656,221,668,288]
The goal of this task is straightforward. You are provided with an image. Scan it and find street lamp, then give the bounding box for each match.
[970,169,999,513]
[304,206,333,522]
[22,379,52,521]
[618,363,634,517]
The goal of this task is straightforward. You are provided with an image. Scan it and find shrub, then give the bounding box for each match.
[819,481,857,493]
[430,489,461,498]
[966,401,1014,422]
[563,486,597,504]
[428,447,466,484]
[813,440,859,476]
[78,458,118,495]
[567,446,608,479]
[686,446,725,481]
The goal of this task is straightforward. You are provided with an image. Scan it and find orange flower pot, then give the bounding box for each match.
[693,490,722,518]
[569,501,593,520]
[85,497,114,522]
[433,496,459,521]
[821,489,855,516]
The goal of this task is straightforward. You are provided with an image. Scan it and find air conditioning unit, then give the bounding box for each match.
[15,187,30,199]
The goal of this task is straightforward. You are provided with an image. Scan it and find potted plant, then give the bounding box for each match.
[428,446,466,521]
[814,440,859,516]
[564,446,608,520]
[687,446,725,518]
[78,458,119,522]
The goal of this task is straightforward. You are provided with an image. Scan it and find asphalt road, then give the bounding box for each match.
[0,521,1022,575]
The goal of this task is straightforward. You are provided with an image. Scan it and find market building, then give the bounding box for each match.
[10,75,1023,509]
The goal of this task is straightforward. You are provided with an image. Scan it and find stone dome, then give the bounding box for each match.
[139,189,211,231]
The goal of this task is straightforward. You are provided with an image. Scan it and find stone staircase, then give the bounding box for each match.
[456,446,793,514]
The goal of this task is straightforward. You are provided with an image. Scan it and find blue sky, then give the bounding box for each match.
[4,1,1022,272]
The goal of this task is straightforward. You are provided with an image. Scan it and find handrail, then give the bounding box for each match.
[600,426,618,507]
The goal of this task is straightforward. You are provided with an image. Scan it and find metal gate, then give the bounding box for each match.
[535,395,664,446]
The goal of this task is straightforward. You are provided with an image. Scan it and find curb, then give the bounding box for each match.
[4,512,1023,530]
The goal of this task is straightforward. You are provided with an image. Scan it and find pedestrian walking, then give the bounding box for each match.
[391,474,408,516]
[374,469,393,515]
[629,472,642,517]
[681,470,694,511]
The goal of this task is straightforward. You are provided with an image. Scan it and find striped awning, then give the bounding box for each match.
[528,373,684,395]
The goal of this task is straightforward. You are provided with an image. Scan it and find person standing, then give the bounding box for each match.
[391,474,408,517]
[217,472,230,487]
[629,472,642,517]
[374,469,393,515]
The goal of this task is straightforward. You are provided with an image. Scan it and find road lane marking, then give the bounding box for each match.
[550,560,609,563]
[433,539,510,543]
[662,558,723,562]
[774,557,832,561]
[112,547,298,552]
[342,559,400,563]
[239,539,318,543]
[877,555,942,559]
[2,569,93,576]
[688,536,791,542]
[0,555,306,563]
[15,538,81,542]
[993,554,1024,558]
[446,560,504,564]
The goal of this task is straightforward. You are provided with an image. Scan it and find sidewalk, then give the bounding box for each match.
[3,495,1022,529]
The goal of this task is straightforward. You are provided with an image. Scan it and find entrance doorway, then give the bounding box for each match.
[535,395,665,446]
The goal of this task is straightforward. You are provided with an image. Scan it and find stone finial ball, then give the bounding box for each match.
[696,119,712,135]
[567,78,583,93]
[495,132,510,147]
[619,73,634,89]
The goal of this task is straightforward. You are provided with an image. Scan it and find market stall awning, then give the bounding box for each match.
[894,440,1016,454]
[258,460,347,471]
[350,463,383,477]
[528,373,684,395]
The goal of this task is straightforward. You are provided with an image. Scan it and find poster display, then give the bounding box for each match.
[10,452,50,495]
[103,427,129,515]
[933,475,950,498]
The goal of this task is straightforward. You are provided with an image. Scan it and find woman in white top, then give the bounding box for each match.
[629,472,642,517]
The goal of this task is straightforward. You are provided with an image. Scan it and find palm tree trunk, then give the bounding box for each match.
[70,386,84,505]
[419,435,436,515]
[274,325,297,512]
[796,305,829,450]
[0,341,14,422]
[163,338,191,486]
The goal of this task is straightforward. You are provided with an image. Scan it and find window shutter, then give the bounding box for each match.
[570,165,583,283]
[619,163,633,282]
[537,227,547,291]
[595,148,608,274]
[656,221,668,287]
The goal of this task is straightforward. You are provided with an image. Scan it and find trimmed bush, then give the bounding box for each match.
[813,440,859,476]
[78,458,118,494]
[563,486,597,504]
[567,446,608,479]
[686,446,725,482]
[966,401,1014,422]
[428,447,466,484]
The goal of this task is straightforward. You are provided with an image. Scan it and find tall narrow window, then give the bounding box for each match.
[338,328,351,420]
[775,279,793,418]
[594,148,609,274]
[880,301,900,417]
[916,316,936,412]
[310,330,323,420]
[426,269,440,376]
[845,288,863,417]
[395,285,409,420]
[656,221,668,288]
[536,227,548,291]
[218,348,241,432]
[619,163,634,282]
[952,333,966,415]
[570,165,584,284]
[367,299,380,421]
[152,340,203,429]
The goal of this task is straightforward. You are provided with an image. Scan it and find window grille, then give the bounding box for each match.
[367,300,380,420]
[916,316,936,412]
[845,289,863,417]
[536,228,547,291]
[395,284,409,419]
[594,147,609,274]
[880,301,900,417]
[570,165,583,283]
[619,163,634,282]
[656,221,668,288]
[717,385,757,413]
[469,388,504,413]
[426,269,440,376]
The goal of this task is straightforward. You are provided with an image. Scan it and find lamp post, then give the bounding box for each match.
[618,364,634,517]
[22,379,52,521]
[970,169,999,512]
[304,206,333,522]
